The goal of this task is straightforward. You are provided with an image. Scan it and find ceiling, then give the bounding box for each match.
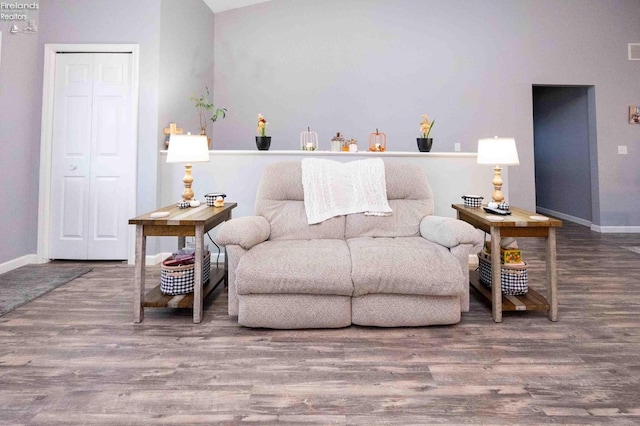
[203,0,272,13]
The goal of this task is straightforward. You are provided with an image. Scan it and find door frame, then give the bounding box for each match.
[37,44,140,264]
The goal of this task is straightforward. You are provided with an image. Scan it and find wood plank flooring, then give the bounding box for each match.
[1,222,639,425]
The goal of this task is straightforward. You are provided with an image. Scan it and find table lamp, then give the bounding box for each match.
[166,134,210,202]
[477,136,519,203]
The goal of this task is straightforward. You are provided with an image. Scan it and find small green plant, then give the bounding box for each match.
[420,114,435,138]
[257,113,268,136]
[190,87,227,135]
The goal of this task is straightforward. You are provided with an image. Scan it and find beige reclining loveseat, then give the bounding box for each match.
[215,160,483,328]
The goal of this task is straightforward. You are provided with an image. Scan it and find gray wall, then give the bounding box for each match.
[158,0,216,207]
[0,2,41,264]
[213,0,640,226]
[0,0,215,265]
[533,86,592,222]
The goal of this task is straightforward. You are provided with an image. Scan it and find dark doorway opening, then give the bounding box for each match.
[532,85,598,226]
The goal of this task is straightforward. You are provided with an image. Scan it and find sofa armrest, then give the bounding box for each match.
[420,215,484,252]
[214,216,270,250]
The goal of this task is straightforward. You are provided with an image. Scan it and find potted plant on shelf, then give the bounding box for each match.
[190,87,227,148]
[256,113,271,150]
[417,114,435,152]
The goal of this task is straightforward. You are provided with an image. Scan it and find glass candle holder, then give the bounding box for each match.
[300,128,318,151]
[368,129,386,152]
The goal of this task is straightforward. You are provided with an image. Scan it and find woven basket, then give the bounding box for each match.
[160,252,211,295]
[478,252,528,295]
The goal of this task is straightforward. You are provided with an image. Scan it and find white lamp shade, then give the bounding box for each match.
[166,134,210,163]
[477,137,520,165]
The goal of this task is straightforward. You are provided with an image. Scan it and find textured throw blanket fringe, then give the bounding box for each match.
[301,158,393,225]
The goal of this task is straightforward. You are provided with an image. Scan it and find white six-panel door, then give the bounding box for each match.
[49,53,134,260]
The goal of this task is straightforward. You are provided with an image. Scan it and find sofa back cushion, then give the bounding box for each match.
[345,162,433,238]
[255,160,433,240]
[255,161,346,240]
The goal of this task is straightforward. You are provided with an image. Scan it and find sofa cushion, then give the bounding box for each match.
[344,162,433,238]
[257,199,345,240]
[348,236,464,297]
[255,162,345,240]
[352,294,461,327]
[345,199,430,238]
[238,294,351,329]
[236,239,353,296]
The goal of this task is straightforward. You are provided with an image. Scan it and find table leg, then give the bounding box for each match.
[193,225,205,323]
[178,236,186,251]
[133,225,146,323]
[546,228,558,321]
[491,226,502,323]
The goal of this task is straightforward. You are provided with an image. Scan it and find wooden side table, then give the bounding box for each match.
[452,204,562,322]
[128,202,237,323]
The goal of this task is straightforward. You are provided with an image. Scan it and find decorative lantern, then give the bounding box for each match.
[300,127,318,151]
[368,128,386,152]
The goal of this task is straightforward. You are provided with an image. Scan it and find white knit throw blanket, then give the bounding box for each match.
[301,158,393,225]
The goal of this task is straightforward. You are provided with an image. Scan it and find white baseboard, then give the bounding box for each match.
[145,252,226,265]
[146,252,171,266]
[536,206,592,227]
[0,254,40,275]
[2,252,227,271]
[535,206,640,233]
[591,225,640,234]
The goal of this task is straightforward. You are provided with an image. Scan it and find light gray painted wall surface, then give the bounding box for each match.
[157,0,215,252]
[533,86,592,221]
[213,0,640,226]
[158,0,216,140]
[0,0,215,264]
[0,2,41,264]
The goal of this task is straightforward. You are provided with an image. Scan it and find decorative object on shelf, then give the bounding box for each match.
[177,200,190,209]
[300,127,318,151]
[166,134,210,202]
[256,113,271,150]
[163,122,183,148]
[477,136,520,203]
[368,128,386,152]
[348,138,358,152]
[256,136,271,151]
[330,132,344,152]
[341,137,351,152]
[629,106,640,124]
[190,87,227,148]
[417,114,435,152]
[462,194,483,208]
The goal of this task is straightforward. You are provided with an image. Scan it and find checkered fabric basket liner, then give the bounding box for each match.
[160,252,211,295]
[477,253,528,295]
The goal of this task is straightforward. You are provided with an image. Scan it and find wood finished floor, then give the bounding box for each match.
[1,222,640,425]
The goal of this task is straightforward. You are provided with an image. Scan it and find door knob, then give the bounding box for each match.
[69,164,78,171]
